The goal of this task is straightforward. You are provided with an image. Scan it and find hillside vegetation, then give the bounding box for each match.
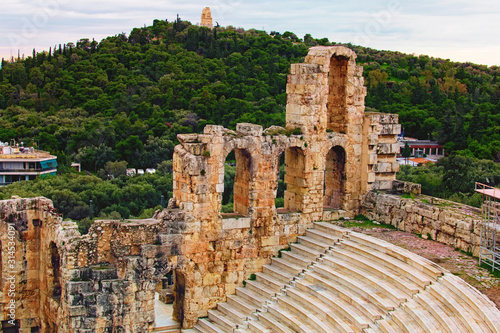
[0,18,498,220]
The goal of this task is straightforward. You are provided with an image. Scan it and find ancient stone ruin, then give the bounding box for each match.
[200,7,213,29]
[1,46,498,332]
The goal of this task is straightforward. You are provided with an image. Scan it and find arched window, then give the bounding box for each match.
[324,146,346,209]
[283,147,307,212]
[274,154,286,210]
[49,242,61,298]
[327,56,349,134]
[221,149,252,216]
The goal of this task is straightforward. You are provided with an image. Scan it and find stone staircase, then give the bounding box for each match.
[194,222,500,333]
[155,323,181,333]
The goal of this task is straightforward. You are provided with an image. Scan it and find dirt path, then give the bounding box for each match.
[335,224,500,309]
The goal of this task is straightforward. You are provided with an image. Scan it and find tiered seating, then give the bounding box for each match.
[195,222,500,333]
[195,230,331,332]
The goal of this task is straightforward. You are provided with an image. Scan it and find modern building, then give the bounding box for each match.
[0,142,57,186]
[399,137,445,158]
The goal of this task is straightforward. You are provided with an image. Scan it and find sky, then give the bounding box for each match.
[1,0,499,66]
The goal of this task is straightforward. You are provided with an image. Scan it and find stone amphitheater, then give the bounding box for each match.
[195,221,500,333]
[0,46,499,332]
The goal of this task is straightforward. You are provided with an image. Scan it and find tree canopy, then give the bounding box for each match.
[1,17,499,224]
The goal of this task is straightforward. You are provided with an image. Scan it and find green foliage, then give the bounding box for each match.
[1,18,499,221]
[77,217,93,235]
[479,262,500,278]
[277,246,291,258]
[274,197,284,208]
[338,218,396,230]
[0,20,308,172]
[397,156,500,207]
[104,160,128,178]
[353,214,370,222]
[222,164,236,206]
[221,202,233,213]
[0,172,172,221]
[402,142,411,158]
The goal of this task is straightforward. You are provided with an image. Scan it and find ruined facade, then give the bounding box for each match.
[0,46,402,332]
[200,7,213,29]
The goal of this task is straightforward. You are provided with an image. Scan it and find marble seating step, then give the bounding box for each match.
[207,309,237,332]
[345,231,444,279]
[339,238,436,287]
[427,277,493,332]
[440,274,500,332]
[310,263,398,311]
[195,318,228,333]
[327,246,421,295]
[297,235,334,252]
[270,297,340,333]
[262,264,294,284]
[313,221,350,237]
[226,294,256,315]
[286,285,365,332]
[254,271,286,292]
[269,257,304,276]
[245,316,275,333]
[305,228,341,245]
[402,298,447,332]
[254,311,295,333]
[301,272,385,321]
[235,287,269,309]
[320,255,410,305]
[217,301,248,323]
[244,280,277,299]
[289,242,324,260]
[413,291,467,333]
[267,302,317,333]
[389,306,426,333]
[280,250,314,267]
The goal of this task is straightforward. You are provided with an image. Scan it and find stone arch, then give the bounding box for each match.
[327,55,349,134]
[49,241,62,299]
[222,148,253,216]
[283,146,307,212]
[324,145,346,209]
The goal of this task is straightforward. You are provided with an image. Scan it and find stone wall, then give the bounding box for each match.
[362,191,483,256]
[200,7,213,28]
[0,46,402,332]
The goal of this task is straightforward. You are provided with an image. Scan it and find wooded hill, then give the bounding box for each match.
[0,17,498,221]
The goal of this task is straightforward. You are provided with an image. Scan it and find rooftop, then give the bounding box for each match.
[0,143,55,159]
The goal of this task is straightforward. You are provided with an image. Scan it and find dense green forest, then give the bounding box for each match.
[0,17,499,221]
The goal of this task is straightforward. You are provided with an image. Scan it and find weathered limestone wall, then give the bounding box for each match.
[0,198,79,332]
[170,46,401,327]
[362,191,483,256]
[0,196,187,332]
[200,7,213,28]
[364,113,401,191]
[0,46,402,332]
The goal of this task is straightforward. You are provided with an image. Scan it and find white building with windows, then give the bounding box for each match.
[0,142,57,186]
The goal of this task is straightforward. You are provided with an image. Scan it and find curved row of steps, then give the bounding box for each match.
[194,222,500,333]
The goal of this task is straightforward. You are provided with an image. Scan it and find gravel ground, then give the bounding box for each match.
[336,224,500,309]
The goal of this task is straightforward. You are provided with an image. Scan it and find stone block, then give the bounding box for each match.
[222,217,251,230]
[68,306,87,317]
[261,236,279,247]
[236,123,263,136]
